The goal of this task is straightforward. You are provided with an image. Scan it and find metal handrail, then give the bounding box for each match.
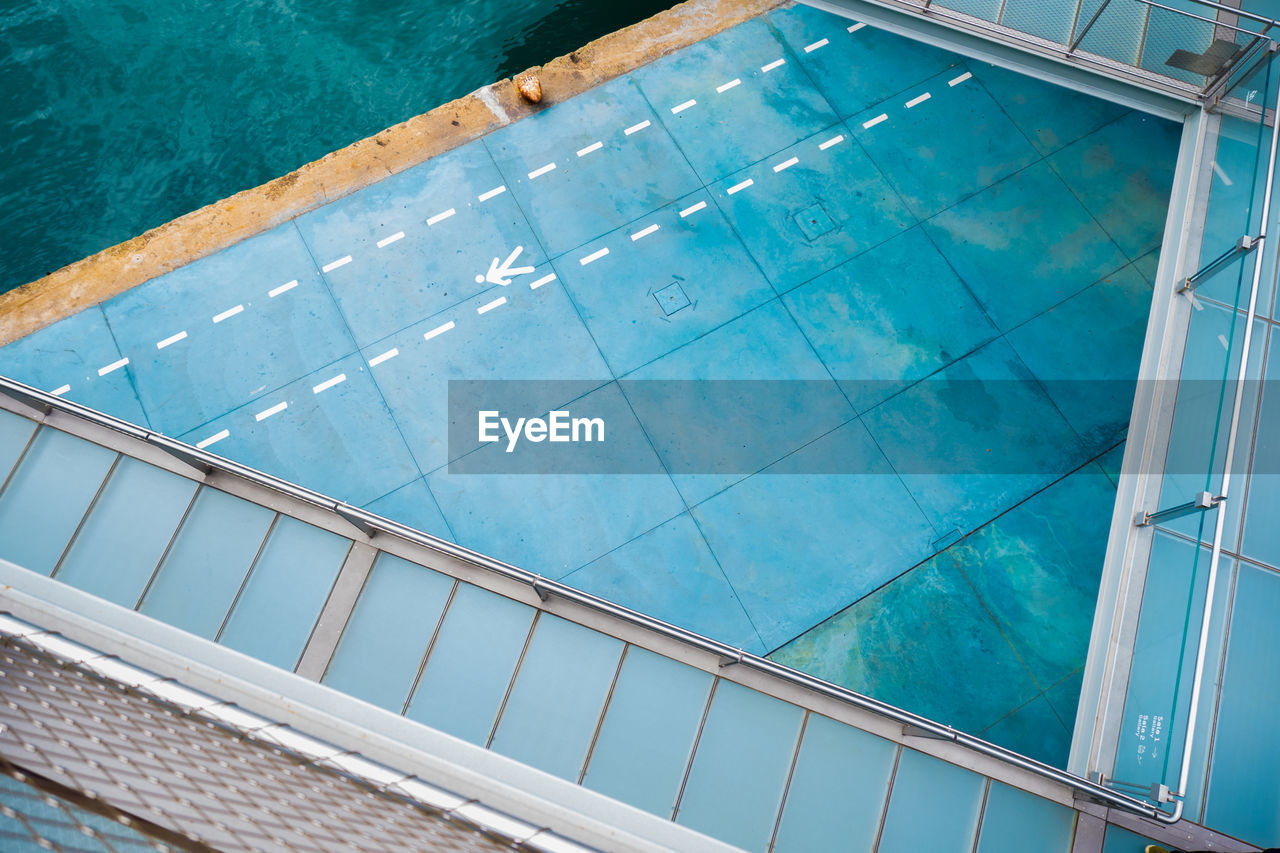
[0,372,1169,822]
[1169,0,1280,27]
[1134,0,1270,38]
[843,0,1280,99]
[1159,36,1280,828]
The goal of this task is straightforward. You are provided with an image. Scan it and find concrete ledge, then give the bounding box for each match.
[0,0,784,347]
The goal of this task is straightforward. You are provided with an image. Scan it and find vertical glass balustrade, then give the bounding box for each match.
[218,516,351,670]
[321,552,455,711]
[403,582,535,744]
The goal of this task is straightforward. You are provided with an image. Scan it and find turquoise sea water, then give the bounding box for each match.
[0,0,673,292]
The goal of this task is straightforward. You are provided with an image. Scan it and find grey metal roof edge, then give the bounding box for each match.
[0,559,744,853]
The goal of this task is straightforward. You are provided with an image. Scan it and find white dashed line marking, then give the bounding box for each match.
[804,38,829,52]
[625,120,651,135]
[680,201,707,217]
[727,179,754,195]
[580,247,610,266]
[848,22,866,32]
[477,296,507,314]
[819,134,845,150]
[716,79,741,93]
[863,114,888,129]
[949,71,972,86]
[1218,334,1230,350]
[97,358,129,377]
[50,384,70,397]
[269,280,298,297]
[197,429,229,449]
[530,273,556,289]
[906,92,931,108]
[671,99,697,114]
[424,321,455,341]
[631,224,660,241]
[255,402,287,422]
[313,374,346,394]
[156,331,187,350]
[322,256,352,273]
[369,348,399,367]
[212,305,244,323]
[528,163,557,180]
[761,58,786,73]
[377,232,405,248]
[478,186,507,202]
[1212,161,1233,186]
[427,208,456,226]
[577,141,603,157]
[773,157,799,172]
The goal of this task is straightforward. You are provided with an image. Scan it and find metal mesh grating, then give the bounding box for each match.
[0,769,182,853]
[0,634,556,852]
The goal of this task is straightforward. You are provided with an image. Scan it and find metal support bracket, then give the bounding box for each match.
[902,723,951,740]
[717,651,744,668]
[0,384,52,417]
[333,504,376,538]
[1104,776,1180,804]
[1181,233,1261,292]
[1136,491,1223,526]
[531,580,551,603]
[146,435,213,477]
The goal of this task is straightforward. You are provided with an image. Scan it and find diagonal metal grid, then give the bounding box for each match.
[0,768,182,853]
[0,631,585,853]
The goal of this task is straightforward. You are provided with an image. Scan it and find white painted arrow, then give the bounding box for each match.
[479,245,536,286]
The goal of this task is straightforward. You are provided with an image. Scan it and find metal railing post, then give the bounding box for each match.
[1070,0,1114,53]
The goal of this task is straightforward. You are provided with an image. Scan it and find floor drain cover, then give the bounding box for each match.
[655,282,691,316]
[795,203,836,240]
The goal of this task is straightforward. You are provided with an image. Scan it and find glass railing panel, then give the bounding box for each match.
[771,713,897,853]
[1075,0,1149,66]
[1179,547,1238,823]
[580,646,712,817]
[1202,561,1280,843]
[488,615,624,781]
[137,487,274,639]
[932,0,1003,24]
[0,427,115,576]
[218,516,352,670]
[0,408,36,483]
[404,583,534,745]
[1239,342,1280,566]
[1155,295,1266,542]
[320,553,453,712]
[1000,0,1081,44]
[1200,117,1271,277]
[1111,533,1233,796]
[53,457,198,607]
[1138,1,1218,85]
[975,781,1077,853]
[876,747,987,853]
[673,680,803,853]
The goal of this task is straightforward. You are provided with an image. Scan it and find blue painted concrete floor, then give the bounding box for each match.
[0,5,1179,766]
